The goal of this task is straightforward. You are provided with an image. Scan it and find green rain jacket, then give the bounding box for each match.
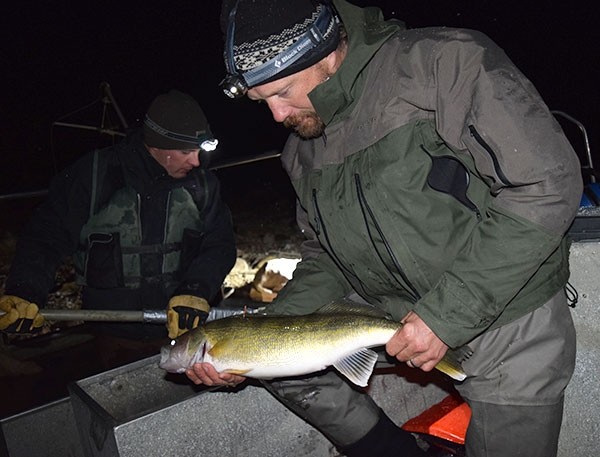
[271,0,582,348]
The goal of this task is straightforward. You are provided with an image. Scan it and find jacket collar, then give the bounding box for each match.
[118,129,171,188]
[308,0,404,126]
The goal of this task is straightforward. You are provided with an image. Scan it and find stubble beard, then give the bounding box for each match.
[283,111,325,139]
[283,64,331,140]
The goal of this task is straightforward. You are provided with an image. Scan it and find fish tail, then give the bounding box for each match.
[435,345,472,381]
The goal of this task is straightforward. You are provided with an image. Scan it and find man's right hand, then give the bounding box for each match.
[0,295,45,333]
[186,362,246,387]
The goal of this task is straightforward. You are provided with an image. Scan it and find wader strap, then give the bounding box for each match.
[120,242,181,254]
[89,149,99,218]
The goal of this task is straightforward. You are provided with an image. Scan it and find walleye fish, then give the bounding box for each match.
[159,303,469,387]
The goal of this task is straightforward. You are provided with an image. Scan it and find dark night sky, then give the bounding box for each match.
[2,1,599,195]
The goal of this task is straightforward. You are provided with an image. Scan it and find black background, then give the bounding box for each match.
[2,0,599,194]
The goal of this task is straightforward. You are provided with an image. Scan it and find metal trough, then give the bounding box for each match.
[0,397,83,457]
[67,355,204,457]
[65,352,452,457]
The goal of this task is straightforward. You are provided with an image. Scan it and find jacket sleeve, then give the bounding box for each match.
[411,29,582,346]
[5,155,94,306]
[268,199,354,315]
[174,171,237,303]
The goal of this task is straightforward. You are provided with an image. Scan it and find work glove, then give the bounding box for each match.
[0,295,45,334]
[167,295,210,339]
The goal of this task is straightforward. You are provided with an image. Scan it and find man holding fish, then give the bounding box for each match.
[183,1,582,455]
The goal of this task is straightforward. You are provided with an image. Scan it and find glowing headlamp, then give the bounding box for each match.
[200,138,219,152]
[220,74,248,99]
[144,115,219,151]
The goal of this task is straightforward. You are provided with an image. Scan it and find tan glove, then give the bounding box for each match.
[167,295,210,339]
[0,295,45,334]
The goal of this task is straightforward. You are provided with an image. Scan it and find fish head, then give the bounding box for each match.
[159,328,208,374]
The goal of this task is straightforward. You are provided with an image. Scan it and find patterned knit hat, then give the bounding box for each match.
[220,0,340,96]
[143,90,218,151]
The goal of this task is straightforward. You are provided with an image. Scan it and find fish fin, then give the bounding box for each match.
[333,348,378,387]
[224,368,251,375]
[435,346,472,381]
[207,339,233,358]
[316,301,392,319]
[449,345,474,363]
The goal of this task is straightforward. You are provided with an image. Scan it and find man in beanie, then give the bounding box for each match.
[1,90,236,367]
[186,1,582,456]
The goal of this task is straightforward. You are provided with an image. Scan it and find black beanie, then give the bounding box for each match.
[143,90,215,150]
[221,0,341,88]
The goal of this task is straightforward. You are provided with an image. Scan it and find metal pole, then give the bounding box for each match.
[0,189,48,201]
[0,306,264,324]
[0,308,168,323]
[52,121,126,138]
[209,150,281,170]
[552,110,595,183]
[100,82,129,130]
[0,150,281,201]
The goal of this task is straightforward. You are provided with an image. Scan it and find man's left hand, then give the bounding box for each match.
[385,311,448,372]
[0,295,45,334]
[167,295,210,339]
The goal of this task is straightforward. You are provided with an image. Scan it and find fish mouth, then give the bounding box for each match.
[159,345,186,373]
[159,345,171,369]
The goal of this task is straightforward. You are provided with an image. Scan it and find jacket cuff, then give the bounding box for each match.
[413,273,495,348]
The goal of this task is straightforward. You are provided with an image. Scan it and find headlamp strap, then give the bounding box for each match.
[243,5,334,87]
[224,1,240,77]
[144,115,213,148]
[225,3,336,89]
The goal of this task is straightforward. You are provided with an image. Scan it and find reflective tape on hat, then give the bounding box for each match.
[144,115,217,150]
[222,2,338,96]
[242,5,337,87]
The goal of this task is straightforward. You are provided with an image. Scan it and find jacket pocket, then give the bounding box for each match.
[84,232,124,288]
[467,125,514,192]
[424,148,482,220]
[354,173,421,302]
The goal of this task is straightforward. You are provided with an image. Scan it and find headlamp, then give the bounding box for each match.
[220,74,248,99]
[200,138,219,152]
[144,115,219,151]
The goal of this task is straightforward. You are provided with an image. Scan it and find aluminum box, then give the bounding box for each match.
[68,354,204,457]
[67,353,451,457]
[0,397,83,457]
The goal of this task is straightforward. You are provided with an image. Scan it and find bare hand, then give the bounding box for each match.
[385,311,448,372]
[185,362,246,387]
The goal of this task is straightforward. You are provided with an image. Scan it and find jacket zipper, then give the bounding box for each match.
[162,191,172,274]
[136,193,143,241]
[468,125,514,187]
[311,189,353,276]
[354,174,421,302]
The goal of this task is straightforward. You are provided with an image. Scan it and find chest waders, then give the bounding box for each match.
[74,150,203,292]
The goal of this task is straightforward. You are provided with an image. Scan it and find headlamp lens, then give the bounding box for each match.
[200,139,219,152]
[220,74,247,99]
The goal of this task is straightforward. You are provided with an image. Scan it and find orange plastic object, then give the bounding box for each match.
[402,394,471,444]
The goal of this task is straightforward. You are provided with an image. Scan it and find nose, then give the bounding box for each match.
[267,100,292,123]
[188,152,200,167]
